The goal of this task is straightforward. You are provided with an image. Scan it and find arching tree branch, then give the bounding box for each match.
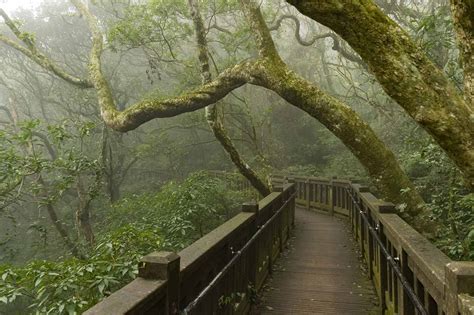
[0,8,93,88]
[287,0,474,189]
[70,0,432,232]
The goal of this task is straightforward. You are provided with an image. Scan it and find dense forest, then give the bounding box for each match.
[0,0,472,313]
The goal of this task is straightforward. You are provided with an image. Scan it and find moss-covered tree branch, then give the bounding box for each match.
[450,0,473,105]
[239,0,433,230]
[286,0,474,189]
[0,8,92,88]
[71,0,433,231]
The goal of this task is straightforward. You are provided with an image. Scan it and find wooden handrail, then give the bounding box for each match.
[85,182,296,314]
[282,174,474,315]
[84,172,473,315]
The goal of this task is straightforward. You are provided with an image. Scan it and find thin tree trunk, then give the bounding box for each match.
[38,176,84,259]
[188,0,271,196]
[76,177,96,246]
[6,100,84,258]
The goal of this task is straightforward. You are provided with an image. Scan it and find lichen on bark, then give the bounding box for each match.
[287,0,474,190]
[450,0,473,106]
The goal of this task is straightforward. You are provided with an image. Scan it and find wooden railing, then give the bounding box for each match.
[85,182,296,315]
[271,174,474,315]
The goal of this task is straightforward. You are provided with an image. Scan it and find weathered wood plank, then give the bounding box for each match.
[254,207,380,314]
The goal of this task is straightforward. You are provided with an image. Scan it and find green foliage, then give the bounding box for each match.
[0,118,104,267]
[0,224,159,314]
[102,171,243,249]
[411,4,463,84]
[0,119,101,210]
[1,172,245,314]
[403,142,473,260]
[107,0,191,52]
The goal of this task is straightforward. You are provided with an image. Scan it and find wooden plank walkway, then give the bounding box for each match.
[254,207,380,315]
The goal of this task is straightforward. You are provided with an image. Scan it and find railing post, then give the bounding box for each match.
[378,224,388,312]
[288,178,296,227]
[273,184,286,253]
[376,202,394,313]
[305,179,311,211]
[445,262,474,314]
[242,202,259,289]
[139,252,180,315]
[354,185,369,244]
[330,177,336,216]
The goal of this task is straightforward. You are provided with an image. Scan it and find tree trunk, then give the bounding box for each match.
[287,0,474,189]
[76,178,96,246]
[188,0,271,196]
[254,59,427,218]
[450,0,473,105]
[38,176,84,259]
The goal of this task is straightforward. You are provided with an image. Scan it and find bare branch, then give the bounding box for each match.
[269,14,365,66]
[0,8,92,88]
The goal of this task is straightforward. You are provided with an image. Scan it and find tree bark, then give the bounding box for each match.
[286,0,474,189]
[238,0,430,227]
[76,177,96,246]
[257,61,426,218]
[450,0,474,105]
[39,177,84,259]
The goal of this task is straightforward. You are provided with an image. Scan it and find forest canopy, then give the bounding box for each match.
[0,0,472,313]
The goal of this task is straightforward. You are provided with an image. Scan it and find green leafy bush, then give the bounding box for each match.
[0,223,158,314]
[1,172,247,314]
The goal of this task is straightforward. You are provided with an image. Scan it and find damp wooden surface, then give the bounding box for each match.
[253,207,381,315]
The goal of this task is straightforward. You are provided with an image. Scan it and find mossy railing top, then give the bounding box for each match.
[271,174,474,315]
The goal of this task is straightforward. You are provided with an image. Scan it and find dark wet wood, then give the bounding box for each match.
[254,207,381,315]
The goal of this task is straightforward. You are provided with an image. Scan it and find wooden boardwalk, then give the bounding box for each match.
[255,207,380,315]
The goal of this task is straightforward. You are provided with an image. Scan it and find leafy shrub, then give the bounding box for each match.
[1,172,247,314]
[0,223,159,314]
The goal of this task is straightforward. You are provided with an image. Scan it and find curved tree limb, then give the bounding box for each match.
[0,8,93,88]
[269,14,365,66]
[71,0,432,231]
[0,105,14,122]
[286,0,474,190]
[239,0,433,231]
